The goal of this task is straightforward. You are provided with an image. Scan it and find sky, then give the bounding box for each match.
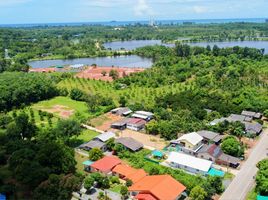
[0,0,268,24]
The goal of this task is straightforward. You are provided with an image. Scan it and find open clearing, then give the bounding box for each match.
[90,113,123,131]
[119,129,168,149]
[32,96,90,119]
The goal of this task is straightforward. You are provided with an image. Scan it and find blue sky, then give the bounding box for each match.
[0,0,268,24]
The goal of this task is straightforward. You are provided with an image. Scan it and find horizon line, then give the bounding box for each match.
[0,17,267,26]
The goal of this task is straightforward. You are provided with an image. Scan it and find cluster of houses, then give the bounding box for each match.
[210,110,263,136]
[83,155,186,200]
[165,130,241,175]
[111,108,154,131]
[79,131,143,153]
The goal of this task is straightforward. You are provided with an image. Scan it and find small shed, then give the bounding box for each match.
[95,132,116,142]
[152,150,164,158]
[79,140,107,151]
[82,160,94,171]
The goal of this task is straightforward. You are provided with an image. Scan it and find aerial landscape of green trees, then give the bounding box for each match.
[0,22,268,199]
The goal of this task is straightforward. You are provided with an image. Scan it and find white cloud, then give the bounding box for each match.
[0,0,31,6]
[193,6,208,13]
[134,0,153,16]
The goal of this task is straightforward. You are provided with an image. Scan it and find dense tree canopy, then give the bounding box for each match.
[0,72,58,111]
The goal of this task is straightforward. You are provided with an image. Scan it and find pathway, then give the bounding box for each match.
[220,129,268,200]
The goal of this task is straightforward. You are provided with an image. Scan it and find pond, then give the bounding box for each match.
[188,41,268,54]
[28,55,153,69]
[104,40,175,50]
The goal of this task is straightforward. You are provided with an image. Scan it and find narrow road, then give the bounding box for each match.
[220,129,268,200]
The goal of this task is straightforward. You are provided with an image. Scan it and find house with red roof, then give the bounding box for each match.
[126,118,147,131]
[129,175,186,200]
[112,164,147,183]
[90,156,122,174]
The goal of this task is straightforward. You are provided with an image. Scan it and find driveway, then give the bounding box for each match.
[220,128,268,200]
[81,188,121,200]
[120,129,168,149]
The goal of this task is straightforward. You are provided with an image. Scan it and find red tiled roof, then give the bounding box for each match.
[135,193,158,200]
[129,175,186,200]
[91,156,121,173]
[112,164,147,183]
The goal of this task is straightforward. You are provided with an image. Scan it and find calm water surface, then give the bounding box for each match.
[188,41,268,54]
[104,40,175,50]
[29,55,153,69]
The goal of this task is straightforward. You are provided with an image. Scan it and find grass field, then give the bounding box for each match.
[75,151,89,174]
[77,129,99,143]
[32,96,90,119]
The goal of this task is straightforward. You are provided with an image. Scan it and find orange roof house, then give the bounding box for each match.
[90,156,121,174]
[129,175,186,200]
[112,164,147,183]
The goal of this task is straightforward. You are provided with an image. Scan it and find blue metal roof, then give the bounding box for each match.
[207,168,225,177]
[257,195,268,200]
[82,160,94,166]
[152,150,163,157]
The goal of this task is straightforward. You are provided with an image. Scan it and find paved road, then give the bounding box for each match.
[220,129,268,200]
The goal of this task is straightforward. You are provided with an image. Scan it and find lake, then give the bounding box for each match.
[28,55,153,69]
[104,40,175,50]
[188,41,268,54]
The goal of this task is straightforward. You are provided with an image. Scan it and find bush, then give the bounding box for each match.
[88,148,104,161]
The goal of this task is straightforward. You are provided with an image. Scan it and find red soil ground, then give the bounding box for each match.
[76,66,145,81]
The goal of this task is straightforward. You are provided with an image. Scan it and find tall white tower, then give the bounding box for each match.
[4,49,9,59]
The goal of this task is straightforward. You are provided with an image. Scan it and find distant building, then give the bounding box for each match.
[126,118,147,131]
[132,111,154,121]
[241,110,262,119]
[111,107,132,116]
[244,122,263,136]
[166,152,213,175]
[4,49,9,59]
[111,119,129,130]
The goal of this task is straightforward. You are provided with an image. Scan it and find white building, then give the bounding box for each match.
[132,111,154,121]
[166,152,212,175]
[94,132,116,143]
[171,132,203,151]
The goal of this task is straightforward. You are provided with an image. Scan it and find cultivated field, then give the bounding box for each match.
[57,77,190,107]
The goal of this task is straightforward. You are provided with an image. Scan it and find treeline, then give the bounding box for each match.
[256,159,268,195]
[0,111,83,199]
[117,45,268,139]
[0,72,58,112]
